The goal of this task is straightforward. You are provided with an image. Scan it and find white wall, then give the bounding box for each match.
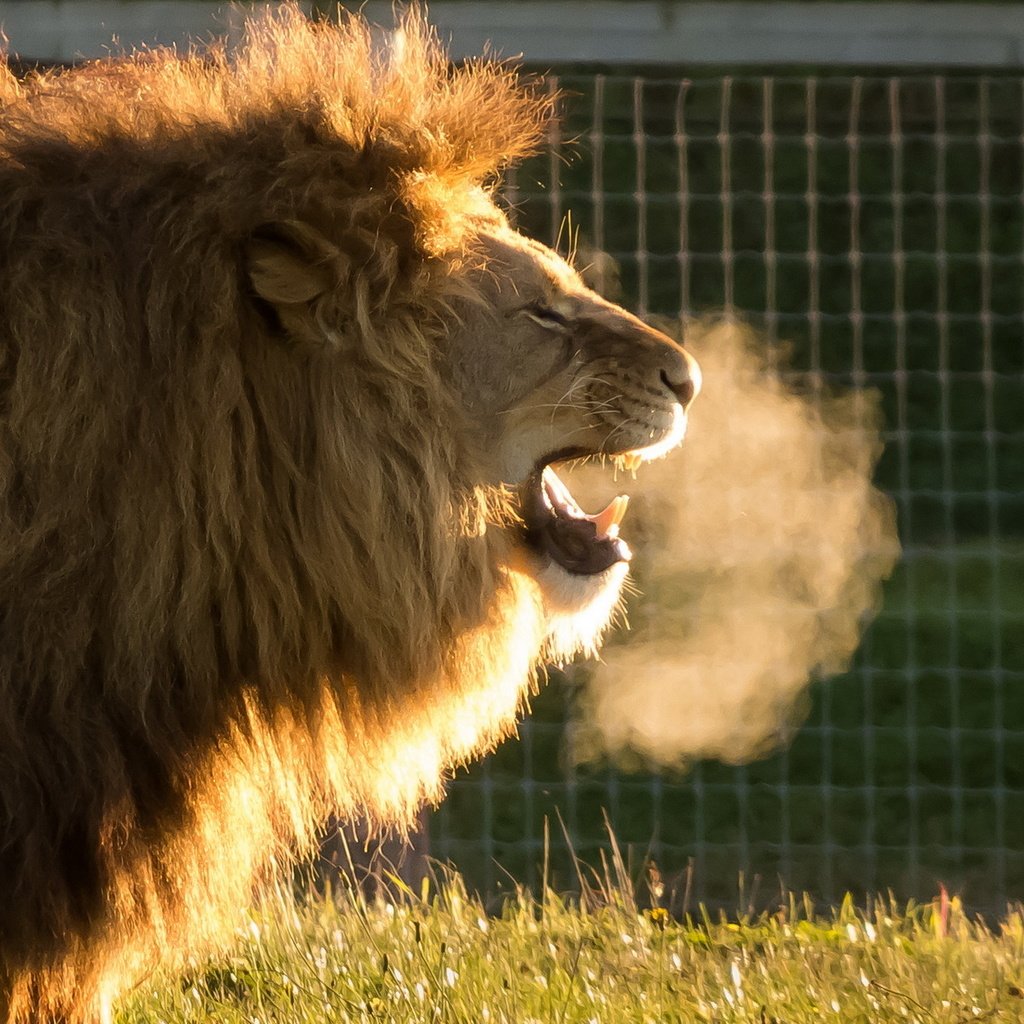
[2,1,1024,67]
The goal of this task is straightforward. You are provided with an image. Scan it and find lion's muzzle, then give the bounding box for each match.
[519,324,701,578]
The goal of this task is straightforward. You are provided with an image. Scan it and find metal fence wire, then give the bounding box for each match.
[428,72,1024,915]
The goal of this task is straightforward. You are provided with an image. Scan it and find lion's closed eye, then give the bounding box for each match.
[522,303,572,331]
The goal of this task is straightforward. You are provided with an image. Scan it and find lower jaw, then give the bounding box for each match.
[532,557,629,663]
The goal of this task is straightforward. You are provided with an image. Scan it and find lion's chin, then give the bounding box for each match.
[533,556,630,664]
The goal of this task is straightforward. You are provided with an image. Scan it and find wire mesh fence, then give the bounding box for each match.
[429,72,1024,915]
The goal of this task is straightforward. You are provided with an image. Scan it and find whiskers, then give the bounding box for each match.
[499,374,618,421]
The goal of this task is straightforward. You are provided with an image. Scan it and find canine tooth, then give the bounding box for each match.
[589,495,629,539]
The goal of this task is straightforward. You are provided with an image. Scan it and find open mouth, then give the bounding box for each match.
[519,451,644,576]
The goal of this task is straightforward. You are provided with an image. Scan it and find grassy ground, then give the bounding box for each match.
[118,859,1024,1024]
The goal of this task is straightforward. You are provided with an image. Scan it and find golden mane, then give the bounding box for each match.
[0,7,556,1020]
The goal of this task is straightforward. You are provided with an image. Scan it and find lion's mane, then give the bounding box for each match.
[0,9,555,1020]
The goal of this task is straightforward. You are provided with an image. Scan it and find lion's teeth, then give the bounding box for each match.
[589,494,629,539]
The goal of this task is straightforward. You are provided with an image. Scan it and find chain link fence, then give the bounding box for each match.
[430,71,1024,915]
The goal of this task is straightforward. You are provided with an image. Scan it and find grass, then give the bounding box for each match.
[117,854,1024,1024]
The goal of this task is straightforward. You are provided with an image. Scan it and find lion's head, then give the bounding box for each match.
[447,228,698,620]
[0,7,697,1021]
[247,213,699,663]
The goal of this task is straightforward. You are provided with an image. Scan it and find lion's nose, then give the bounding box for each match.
[659,346,701,410]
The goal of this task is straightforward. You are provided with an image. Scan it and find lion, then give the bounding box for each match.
[0,7,698,1021]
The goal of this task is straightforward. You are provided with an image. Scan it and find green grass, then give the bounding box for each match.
[117,865,1024,1023]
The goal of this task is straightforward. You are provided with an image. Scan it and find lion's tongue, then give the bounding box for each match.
[535,466,632,575]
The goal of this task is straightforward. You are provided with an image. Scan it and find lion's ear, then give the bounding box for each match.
[246,220,338,306]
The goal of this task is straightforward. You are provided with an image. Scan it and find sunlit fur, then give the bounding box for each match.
[0,7,621,1021]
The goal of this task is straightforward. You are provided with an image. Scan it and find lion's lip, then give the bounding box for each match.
[519,461,632,576]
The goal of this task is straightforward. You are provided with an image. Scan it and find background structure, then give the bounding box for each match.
[4,0,1023,915]
[435,69,1024,914]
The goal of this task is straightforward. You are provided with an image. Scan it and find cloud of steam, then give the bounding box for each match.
[565,320,900,769]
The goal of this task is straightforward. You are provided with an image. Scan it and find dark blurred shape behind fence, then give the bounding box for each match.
[429,72,1024,915]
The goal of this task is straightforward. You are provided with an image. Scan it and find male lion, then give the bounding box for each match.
[0,7,698,1021]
